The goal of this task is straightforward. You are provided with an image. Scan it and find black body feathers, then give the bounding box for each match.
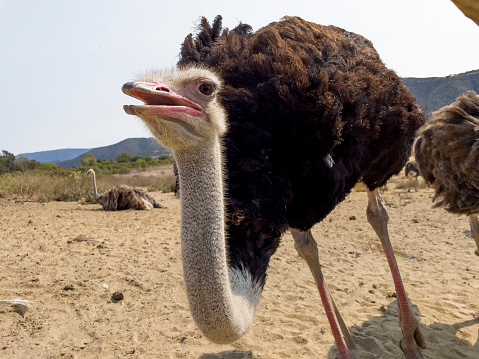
[179,16,424,285]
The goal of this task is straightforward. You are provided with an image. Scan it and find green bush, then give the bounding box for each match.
[36,162,58,171]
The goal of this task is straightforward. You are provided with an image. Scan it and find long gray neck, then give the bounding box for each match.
[90,171,99,201]
[173,138,261,344]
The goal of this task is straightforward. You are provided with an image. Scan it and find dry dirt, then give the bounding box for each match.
[1,173,478,358]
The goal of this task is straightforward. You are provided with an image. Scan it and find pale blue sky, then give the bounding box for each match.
[1,0,478,155]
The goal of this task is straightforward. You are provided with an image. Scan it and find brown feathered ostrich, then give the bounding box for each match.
[86,169,164,210]
[405,161,420,192]
[415,91,479,255]
[452,0,479,26]
[122,16,426,359]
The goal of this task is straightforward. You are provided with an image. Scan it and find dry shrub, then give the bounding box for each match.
[0,172,91,202]
[0,169,176,203]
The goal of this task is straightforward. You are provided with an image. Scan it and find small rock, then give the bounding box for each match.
[112,292,124,301]
[349,216,356,220]
[64,285,74,291]
[348,250,360,258]
[14,304,28,318]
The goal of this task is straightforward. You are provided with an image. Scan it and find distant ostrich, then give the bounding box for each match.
[405,161,420,192]
[86,169,164,210]
[415,91,479,255]
[122,16,426,359]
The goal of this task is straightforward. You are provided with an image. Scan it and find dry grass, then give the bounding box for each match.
[0,166,176,203]
[393,177,427,191]
[0,171,89,202]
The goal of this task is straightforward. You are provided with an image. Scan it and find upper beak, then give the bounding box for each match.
[122,81,204,117]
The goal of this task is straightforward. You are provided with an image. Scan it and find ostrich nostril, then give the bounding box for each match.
[156,86,170,92]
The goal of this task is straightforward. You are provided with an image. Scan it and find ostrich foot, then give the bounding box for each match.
[399,328,427,359]
[400,337,426,359]
[335,350,359,359]
[399,311,427,359]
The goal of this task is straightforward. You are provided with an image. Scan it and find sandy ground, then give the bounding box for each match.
[1,173,478,359]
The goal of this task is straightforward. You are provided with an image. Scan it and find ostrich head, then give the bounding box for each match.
[86,169,94,176]
[122,67,227,151]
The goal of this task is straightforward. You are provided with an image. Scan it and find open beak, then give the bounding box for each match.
[122,82,203,117]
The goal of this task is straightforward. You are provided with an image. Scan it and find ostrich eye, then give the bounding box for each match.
[198,83,215,97]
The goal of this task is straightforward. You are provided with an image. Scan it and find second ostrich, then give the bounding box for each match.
[123,17,426,359]
[405,161,420,192]
[415,90,479,255]
[86,169,163,210]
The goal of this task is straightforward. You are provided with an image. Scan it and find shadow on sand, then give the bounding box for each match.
[195,300,477,358]
[327,300,478,359]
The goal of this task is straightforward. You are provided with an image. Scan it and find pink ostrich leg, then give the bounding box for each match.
[366,189,427,359]
[290,188,427,359]
[290,228,359,359]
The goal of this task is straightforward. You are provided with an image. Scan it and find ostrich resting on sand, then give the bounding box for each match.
[123,16,426,359]
[415,91,479,256]
[86,169,164,210]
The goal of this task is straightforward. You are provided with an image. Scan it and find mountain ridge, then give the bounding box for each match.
[403,69,479,117]
[16,148,92,163]
[16,138,171,168]
[56,137,171,168]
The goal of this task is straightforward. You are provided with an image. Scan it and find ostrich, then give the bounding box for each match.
[405,161,420,192]
[86,169,164,210]
[122,16,426,359]
[452,0,479,26]
[415,90,479,255]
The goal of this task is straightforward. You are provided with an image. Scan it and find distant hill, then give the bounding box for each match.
[57,137,171,168]
[402,69,479,117]
[16,148,92,163]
